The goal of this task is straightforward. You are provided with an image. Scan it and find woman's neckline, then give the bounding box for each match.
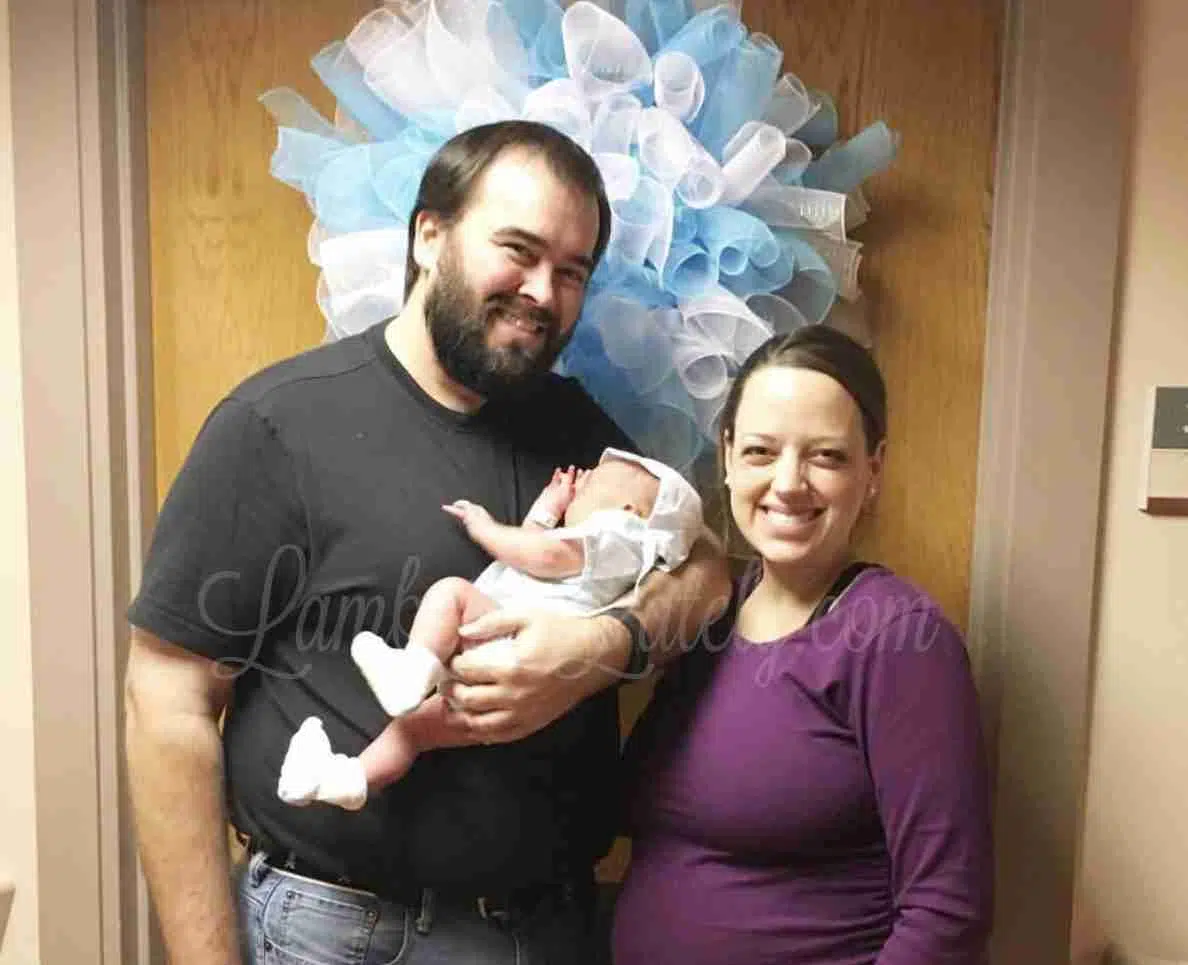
[732,562,879,646]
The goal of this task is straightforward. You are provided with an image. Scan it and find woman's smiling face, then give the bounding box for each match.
[723,364,884,585]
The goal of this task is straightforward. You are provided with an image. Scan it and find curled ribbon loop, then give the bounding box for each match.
[763,73,815,136]
[523,79,593,149]
[594,151,640,202]
[720,122,787,205]
[653,51,705,122]
[591,93,642,154]
[311,42,406,141]
[563,2,653,101]
[802,121,899,195]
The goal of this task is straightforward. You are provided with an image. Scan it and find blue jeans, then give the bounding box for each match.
[236,851,606,965]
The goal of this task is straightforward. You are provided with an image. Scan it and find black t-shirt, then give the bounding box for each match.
[129,322,633,892]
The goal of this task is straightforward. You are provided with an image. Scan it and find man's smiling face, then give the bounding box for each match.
[419,150,601,400]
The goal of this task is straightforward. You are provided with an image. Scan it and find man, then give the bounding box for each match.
[124,120,729,965]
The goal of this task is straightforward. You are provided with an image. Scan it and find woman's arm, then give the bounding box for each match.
[856,608,995,964]
[622,526,730,671]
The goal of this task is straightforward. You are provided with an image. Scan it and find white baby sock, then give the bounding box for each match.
[351,632,447,718]
[276,716,368,811]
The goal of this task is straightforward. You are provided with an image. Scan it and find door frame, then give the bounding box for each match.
[969,0,1133,959]
[9,0,156,961]
[7,0,1132,962]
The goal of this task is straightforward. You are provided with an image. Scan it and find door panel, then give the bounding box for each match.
[746,0,1001,626]
[146,0,373,501]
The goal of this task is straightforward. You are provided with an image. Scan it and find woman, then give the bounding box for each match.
[613,327,994,964]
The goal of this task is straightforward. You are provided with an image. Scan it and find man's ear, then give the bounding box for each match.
[412,210,445,274]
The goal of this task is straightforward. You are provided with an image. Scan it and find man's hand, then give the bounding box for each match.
[439,609,629,743]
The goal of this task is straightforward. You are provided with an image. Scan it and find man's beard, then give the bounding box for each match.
[424,241,572,402]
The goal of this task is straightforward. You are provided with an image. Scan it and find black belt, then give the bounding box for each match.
[245,836,589,928]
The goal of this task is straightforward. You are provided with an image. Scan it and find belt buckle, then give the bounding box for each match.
[476,896,512,925]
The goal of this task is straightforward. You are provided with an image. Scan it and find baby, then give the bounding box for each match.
[277,447,703,810]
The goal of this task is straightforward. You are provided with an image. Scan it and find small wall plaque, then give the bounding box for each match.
[1139,385,1188,516]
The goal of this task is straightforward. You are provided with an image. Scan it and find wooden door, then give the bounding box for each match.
[146,0,1001,878]
[146,0,374,500]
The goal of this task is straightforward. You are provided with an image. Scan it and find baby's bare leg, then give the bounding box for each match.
[357,717,419,790]
[408,576,501,661]
[352,578,499,718]
[357,694,479,791]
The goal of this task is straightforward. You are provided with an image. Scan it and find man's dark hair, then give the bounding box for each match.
[404,120,613,298]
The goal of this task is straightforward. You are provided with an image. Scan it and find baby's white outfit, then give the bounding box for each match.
[477,446,704,613]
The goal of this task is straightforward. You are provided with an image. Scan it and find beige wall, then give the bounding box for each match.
[1076,0,1188,960]
[0,0,41,958]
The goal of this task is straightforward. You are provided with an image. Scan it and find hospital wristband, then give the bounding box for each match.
[524,506,559,528]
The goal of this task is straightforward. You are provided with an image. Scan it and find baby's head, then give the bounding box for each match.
[564,456,659,527]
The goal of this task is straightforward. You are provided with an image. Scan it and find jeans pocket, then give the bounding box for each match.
[259,876,408,965]
[239,852,281,964]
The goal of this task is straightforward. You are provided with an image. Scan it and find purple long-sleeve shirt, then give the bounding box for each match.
[613,568,993,965]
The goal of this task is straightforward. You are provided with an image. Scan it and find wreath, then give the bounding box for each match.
[264,0,896,472]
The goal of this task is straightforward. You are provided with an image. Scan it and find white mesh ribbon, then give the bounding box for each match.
[261,0,898,472]
[562,2,653,101]
[316,228,409,339]
[653,51,704,122]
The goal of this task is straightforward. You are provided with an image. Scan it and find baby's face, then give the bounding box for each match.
[564,459,659,527]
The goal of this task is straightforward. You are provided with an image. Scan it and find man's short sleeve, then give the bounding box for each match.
[128,397,309,662]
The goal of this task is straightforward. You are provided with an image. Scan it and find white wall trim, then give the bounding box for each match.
[969,0,1134,961]
[10,0,155,961]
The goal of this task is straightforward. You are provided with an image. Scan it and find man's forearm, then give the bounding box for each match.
[582,529,731,687]
[629,528,731,668]
[126,699,240,964]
